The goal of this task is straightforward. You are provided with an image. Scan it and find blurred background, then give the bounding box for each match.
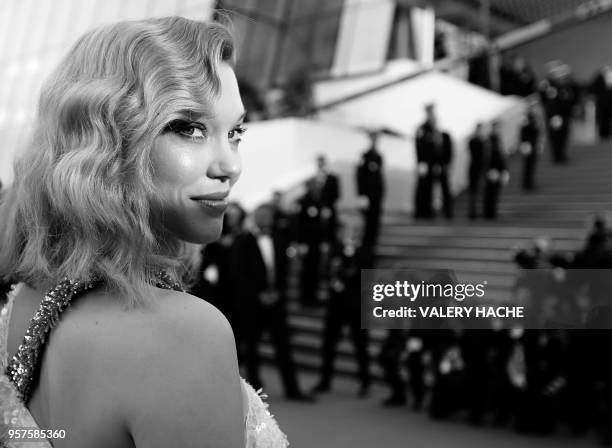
[1,0,612,446]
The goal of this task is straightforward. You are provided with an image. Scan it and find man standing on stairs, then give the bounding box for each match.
[311,217,372,398]
[414,103,454,220]
[357,132,385,245]
[231,203,314,402]
[467,122,488,219]
[539,62,577,164]
[297,156,341,307]
[297,178,329,307]
[520,105,542,191]
[415,105,433,219]
[314,154,341,240]
[591,64,612,141]
[483,121,510,220]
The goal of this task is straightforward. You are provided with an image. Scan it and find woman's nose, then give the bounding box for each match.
[207,139,241,183]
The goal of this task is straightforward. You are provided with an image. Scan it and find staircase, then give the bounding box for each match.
[264,141,612,382]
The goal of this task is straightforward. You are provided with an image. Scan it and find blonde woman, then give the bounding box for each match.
[0,16,288,447]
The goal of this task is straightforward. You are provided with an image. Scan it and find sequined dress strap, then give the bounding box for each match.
[4,278,100,403]
[1,285,19,365]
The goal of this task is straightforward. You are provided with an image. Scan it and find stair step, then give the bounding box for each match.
[498,202,610,211]
[377,235,581,251]
[377,246,516,262]
[382,217,597,228]
[379,225,584,239]
[376,257,515,276]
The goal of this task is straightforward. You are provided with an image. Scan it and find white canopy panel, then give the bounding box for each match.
[231,118,413,211]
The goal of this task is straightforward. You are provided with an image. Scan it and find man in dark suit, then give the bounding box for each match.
[467,123,487,219]
[271,190,293,242]
[591,65,612,140]
[314,154,340,241]
[539,63,577,164]
[483,121,510,220]
[414,105,434,219]
[296,179,326,307]
[428,131,454,220]
[519,106,541,191]
[357,133,385,245]
[311,218,373,397]
[297,157,341,307]
[415,103,453,219]
[190,202,246,341]
[231,203,313,402]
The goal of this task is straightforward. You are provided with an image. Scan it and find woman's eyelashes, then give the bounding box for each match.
[165,120,207,141]
[228,125,247,144]
[164,120,247,144]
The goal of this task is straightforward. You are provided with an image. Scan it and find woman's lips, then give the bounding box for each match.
[197,199,229,214]
[191,193,229,215]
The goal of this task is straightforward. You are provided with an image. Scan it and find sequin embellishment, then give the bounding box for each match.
[4,277,101,403]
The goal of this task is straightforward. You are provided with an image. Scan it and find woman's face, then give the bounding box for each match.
[150,63,245,244]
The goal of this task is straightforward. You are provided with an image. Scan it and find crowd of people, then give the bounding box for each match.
[375,217,612,444]
[415,55,612,221]
[413,100,536,222]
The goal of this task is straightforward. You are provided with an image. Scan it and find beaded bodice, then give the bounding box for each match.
[5,278,101,404]
[0,280,289,447]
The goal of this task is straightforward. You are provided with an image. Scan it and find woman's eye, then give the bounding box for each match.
[181,126,206,139]
[165,120,207,140]
[228,125,247,143]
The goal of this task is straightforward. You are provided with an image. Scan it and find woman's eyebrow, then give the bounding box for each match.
[177,108,247,125]
[174,109,214,122]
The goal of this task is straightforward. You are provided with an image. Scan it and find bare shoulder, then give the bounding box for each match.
[125,290,245,447]
[52,289,237,366]
[49,289,244,447]
[151,289,236,340]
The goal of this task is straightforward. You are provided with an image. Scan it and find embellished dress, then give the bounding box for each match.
[0,282,289,447]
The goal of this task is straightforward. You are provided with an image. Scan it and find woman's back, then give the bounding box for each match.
[3,284,246,447]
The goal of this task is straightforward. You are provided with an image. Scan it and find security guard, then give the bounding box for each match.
[539,62,577,164]
[311,219,373,397]
[520,106,542,191]
[483,121,509,220]
[414,112,432,219]
[467,123,488,219]
[414,104,453,219]
[296,178,326,307]
[591,64,612,140]
[357,133,384,245]
[314,154,340,241]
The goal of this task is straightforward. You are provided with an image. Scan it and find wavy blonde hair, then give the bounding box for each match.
[0,16,235,307]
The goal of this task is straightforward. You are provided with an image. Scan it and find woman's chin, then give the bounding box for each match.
[174,223,222,245]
